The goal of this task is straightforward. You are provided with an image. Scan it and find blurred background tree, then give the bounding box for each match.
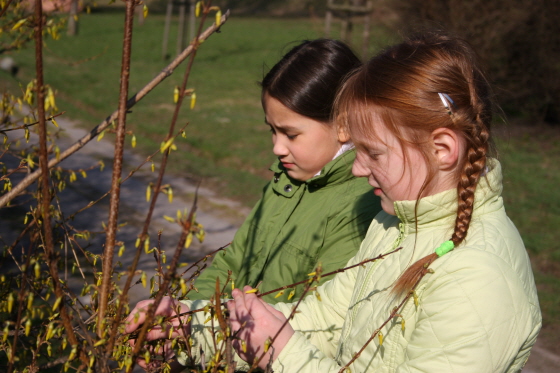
[166,0,558,124]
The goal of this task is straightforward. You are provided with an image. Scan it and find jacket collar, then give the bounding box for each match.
[269,149,358,197]
[393,158,503,233]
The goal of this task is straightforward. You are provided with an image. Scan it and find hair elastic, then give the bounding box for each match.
[437,93,455,115]
[435,240,454,257]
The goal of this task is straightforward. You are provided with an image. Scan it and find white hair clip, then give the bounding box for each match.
[438,93,455,115]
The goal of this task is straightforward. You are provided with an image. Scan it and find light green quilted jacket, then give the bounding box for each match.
[184,159,541,372]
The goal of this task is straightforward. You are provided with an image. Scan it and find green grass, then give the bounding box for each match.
[3,11,396,204]
[1,11,558,352]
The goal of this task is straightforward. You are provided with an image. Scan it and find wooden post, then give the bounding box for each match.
[176,0,187,56]
[136,3,145,26]
[188,0,196,43]
[162,0,173,59]
[67,0,79,36]
[325,0,333,37]
[362,1,372,59]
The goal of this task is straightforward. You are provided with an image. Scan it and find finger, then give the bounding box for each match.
[227,299,244,333]
[261,299,287,320]
[124,300,154,333]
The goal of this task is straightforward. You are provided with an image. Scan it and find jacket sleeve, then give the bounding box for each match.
[272,247,365,367]
[314,188,380,284]
[397,249,541,373]
[189,194,266,301]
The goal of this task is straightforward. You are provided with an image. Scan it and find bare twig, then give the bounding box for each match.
[97,0,137,339]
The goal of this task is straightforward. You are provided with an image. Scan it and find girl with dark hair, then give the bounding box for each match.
[188,39,381,304]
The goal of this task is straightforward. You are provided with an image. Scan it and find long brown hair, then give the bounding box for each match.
[336,32,495,296]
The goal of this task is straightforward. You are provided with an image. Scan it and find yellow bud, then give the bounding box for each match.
[12,18,27,31]
[27,293,34,310]
[315,291,322,301]
[47,344,52,356]
[81,170,87,178]
[173,86,179,103]
[151,162,155,172]
[245,288,257,294]
[288,289,296,300]
[93,339,106,347]
[413,291,419,307]
[25,319,32,336]
[195,1,201,17]
[185,233,193,248]
[52,296,62,311]
[141,272,147,288]
[164,215,175,223]
[118,245,125,257]
[264,338,272,352]
[274,290,285,299]
[24,128,29,142]
[143,4,148,18]
[401,318,406,331]
[68,346,77,361]
[51,118,58,128]
[215,10,222,26]
[7,292,14,312]
[131,134,136,148]
[241,339,247,353]
[160,138,174,153]
[45,322,55,341]
[307,271,316,277]
[97,130,105,141]
[146,184,151,202]
[34,261,40,278]
[167,187,173,203]
[180,278,188,296]
[378,331,384,346]
[196,228,205,243]
[190,92,197,109]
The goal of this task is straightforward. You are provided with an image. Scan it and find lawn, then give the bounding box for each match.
[1,9,559,353]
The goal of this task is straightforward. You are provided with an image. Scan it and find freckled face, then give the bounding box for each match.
[263,94,342,181]
[350,117,429,215]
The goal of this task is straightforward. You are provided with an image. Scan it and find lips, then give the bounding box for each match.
[281,162,294,169]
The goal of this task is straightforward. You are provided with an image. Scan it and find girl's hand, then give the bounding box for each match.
[227,286,294,369]
[124,296,191,369]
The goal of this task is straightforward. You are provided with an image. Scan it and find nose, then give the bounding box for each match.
[272,136,289,157]
[352,153,369,178]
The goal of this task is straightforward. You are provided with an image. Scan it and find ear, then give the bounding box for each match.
[430,128,461,171]
[337,125,351,143]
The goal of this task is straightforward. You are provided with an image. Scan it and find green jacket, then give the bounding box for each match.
[189,149,381,303]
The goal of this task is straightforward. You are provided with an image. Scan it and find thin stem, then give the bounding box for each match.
[97,0,136,338]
